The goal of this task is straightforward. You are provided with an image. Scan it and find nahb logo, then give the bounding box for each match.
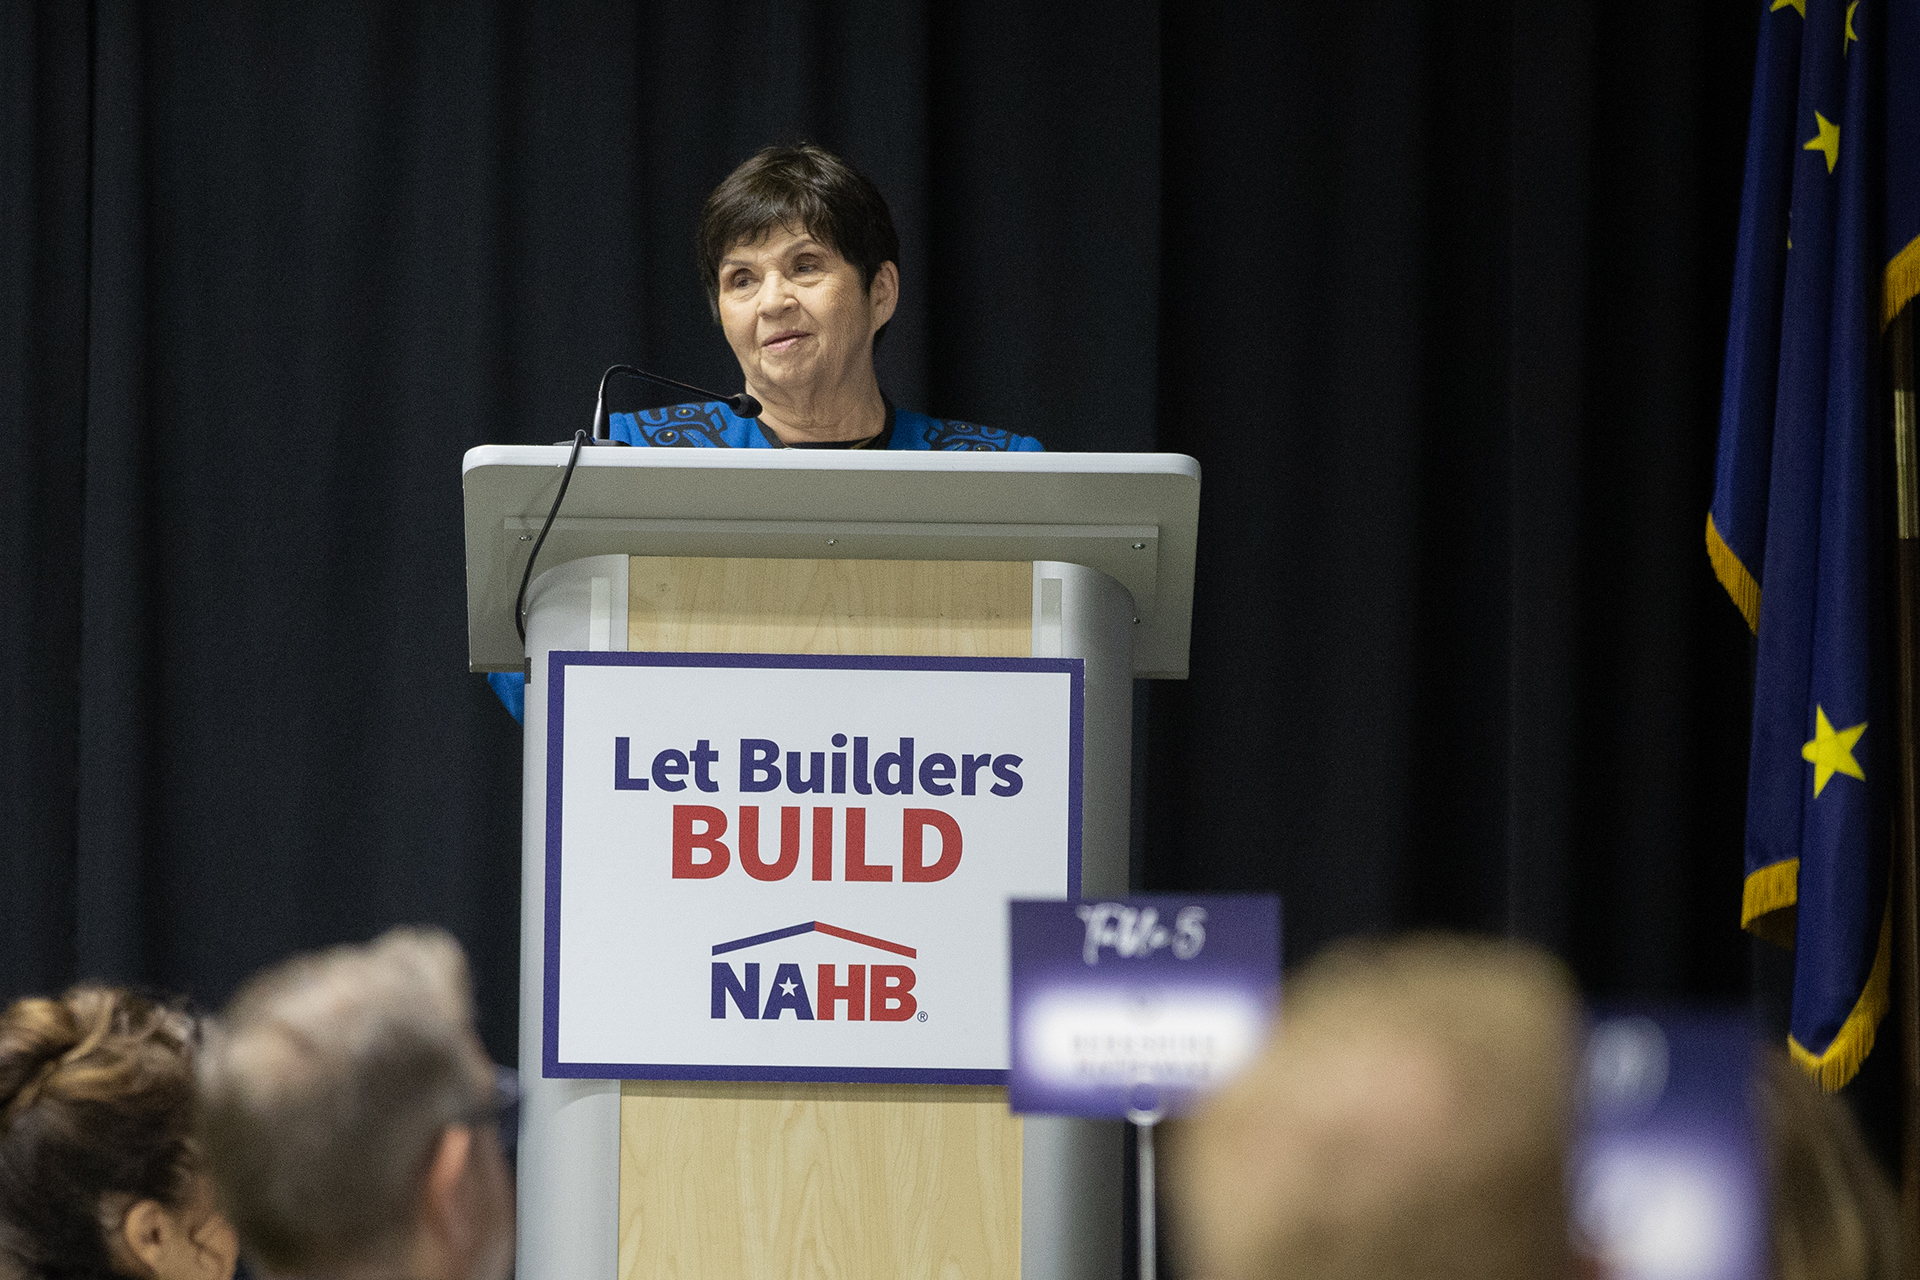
[710,921,918,1022]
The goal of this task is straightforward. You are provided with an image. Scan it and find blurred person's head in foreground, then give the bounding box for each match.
[0,986,238,1280]
[195,928,512,1280]
[1759,1048,1903,1280]
[1170,933,1583,1280]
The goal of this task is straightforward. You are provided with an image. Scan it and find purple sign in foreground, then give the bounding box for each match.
[1007,895,1280,1118]
[1573,1011,1763,1280]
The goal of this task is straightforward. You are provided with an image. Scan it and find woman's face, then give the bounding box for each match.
[715,225,896,404]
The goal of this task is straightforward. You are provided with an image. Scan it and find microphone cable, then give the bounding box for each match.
[514,428,588,644]
[516,365,762,643]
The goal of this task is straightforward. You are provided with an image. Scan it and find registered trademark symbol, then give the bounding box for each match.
[917,1011,927,1022]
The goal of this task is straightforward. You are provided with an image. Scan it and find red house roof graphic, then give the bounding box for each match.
[711,921,916,959]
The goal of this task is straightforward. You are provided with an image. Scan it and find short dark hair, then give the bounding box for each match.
[698,143,899,343]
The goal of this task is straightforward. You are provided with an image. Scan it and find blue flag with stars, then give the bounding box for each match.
[1708,0,1920,1089]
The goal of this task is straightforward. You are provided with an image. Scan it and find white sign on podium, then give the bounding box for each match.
[545,651,1083,1081]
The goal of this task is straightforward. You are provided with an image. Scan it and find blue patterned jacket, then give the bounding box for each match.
[609,400,1043,452]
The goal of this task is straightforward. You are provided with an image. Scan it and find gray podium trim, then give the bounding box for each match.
[517,556,627,1280]
[1021,560,1131,1279]
[464,446,1199,679]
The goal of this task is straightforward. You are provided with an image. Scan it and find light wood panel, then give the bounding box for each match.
[619,557,1028,1280]
[620,1081,1021,1280]
[628,557,1032,658]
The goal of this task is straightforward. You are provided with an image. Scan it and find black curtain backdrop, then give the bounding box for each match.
[4,0,1782,1129]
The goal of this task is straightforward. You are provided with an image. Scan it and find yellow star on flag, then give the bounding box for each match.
[1845,1,1859,50]
[1804,111,1840,172]
[1771,0,1805,14]
[1801,705,1866,797]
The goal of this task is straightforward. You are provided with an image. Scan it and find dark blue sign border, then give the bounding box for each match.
[544,650,1085,1083]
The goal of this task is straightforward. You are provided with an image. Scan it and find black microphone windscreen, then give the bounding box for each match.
[730,393,764,419]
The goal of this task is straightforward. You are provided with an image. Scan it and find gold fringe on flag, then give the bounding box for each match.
[1707,513,1761,633]
[1742,858,1799,948]
[1883,232,1920,330]
[1788,907,1892,1092]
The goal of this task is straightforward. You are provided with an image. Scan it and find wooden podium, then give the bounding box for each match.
[463,447,1199,1280]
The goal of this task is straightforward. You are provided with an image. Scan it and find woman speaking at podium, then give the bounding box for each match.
[612,143,1042,453]
[488,144,1042,721]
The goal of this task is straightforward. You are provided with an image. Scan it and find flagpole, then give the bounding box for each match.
[1887,303,1920,1257]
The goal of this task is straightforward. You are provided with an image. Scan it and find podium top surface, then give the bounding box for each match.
[462,446,1201,678]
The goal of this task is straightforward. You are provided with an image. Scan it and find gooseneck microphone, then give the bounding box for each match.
[590,364,763,441]
[518,365,764,640]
